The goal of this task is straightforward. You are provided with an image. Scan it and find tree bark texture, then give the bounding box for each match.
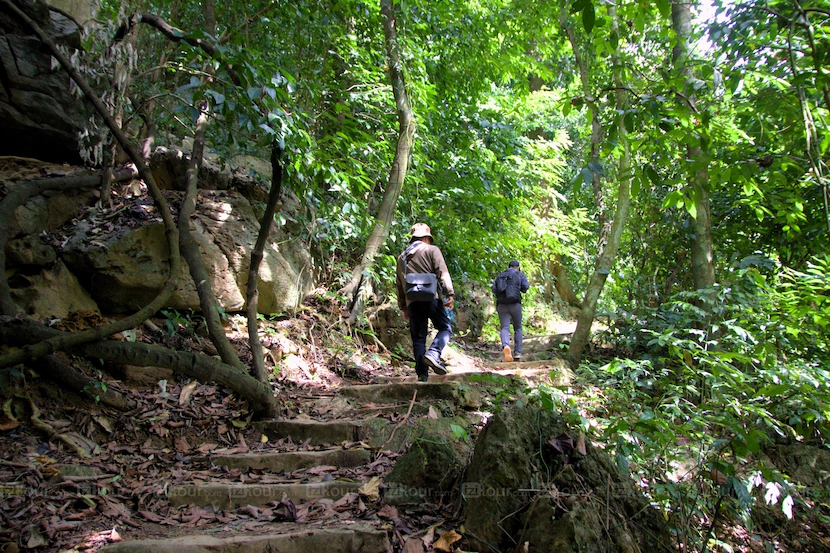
[342,0,416,323]
[549,254,581,307]
[671,1,716,293]
[0,317,276,417]
[42,352,133,410]
[567,4,633,367]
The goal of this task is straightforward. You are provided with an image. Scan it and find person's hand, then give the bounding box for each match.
[401,309,409,321]
[443,296,454,310]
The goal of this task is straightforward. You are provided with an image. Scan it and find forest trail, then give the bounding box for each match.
[97,333,573,553]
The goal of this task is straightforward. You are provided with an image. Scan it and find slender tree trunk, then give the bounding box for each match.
[204,0,216,36]
[341,0,416,323]
[561,11,609,245]
[247,144,284,384]
[567,4,632,367]
[179,103,247,374]
[672,1,716,293]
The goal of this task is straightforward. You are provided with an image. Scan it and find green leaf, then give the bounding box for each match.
[655,0,670,18]
[582,3,596,34]
[205,89,225,105]
[624,112,635,132]
[646,165,661,185]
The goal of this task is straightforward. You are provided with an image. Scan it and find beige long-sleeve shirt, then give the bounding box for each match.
[395,240,454,310]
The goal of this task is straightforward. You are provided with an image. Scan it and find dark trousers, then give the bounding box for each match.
[497,301,523,354]
[408,298,452,377]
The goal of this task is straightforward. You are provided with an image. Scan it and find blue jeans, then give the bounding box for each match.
[408,298,452,377]
[497,302,523,355]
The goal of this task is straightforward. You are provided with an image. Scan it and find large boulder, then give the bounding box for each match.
[45,0,95,26]
[384,416,472,506]
[462,404,673,553]
[0,0,93,164]
[2,152,316,318]
[56,150,316,314]
[2,162,100,318]
[9,259,97,317]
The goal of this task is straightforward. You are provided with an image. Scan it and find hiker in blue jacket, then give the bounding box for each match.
[492,260,530,362]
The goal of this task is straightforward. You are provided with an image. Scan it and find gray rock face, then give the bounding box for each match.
[9,259,97,317]
[60,188,315,314]
[0,0,92,163]
[3,151,316,318]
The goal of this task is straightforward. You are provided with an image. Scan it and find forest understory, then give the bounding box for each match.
[0,302,828,553]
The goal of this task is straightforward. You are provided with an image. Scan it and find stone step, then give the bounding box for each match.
[342,402,434,418]
[374,364,572,387]
[339,381,461,404]
[168,480,362,509]
[254,418,407,450]
[253,419,365,445]
[100,526,390,553]
[210,447,372,472]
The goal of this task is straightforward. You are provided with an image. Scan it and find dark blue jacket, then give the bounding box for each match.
[492,268,529,304]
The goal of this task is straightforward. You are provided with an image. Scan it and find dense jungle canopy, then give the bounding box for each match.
[1,0,830,551]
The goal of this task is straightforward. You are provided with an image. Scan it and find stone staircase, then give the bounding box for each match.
[100,347,570,553]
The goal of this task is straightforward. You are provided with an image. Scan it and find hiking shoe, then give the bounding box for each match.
[423,352,447,375]
[503,346,513,363]
[514,352,522,360]
[417,374,429,382]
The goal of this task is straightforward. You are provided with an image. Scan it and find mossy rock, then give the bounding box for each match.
[461,404,672,553]
[384,416,472,505]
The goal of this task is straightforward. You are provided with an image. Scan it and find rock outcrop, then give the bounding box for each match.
[462,405,673,553]
[0,0,93,164]
[3,151,316,318]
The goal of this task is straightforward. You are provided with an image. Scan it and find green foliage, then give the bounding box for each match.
[581,256,829,547]
[83,380,109,403]
[160,309,194,337]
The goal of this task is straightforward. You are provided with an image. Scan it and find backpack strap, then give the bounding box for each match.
[402,241,425,275]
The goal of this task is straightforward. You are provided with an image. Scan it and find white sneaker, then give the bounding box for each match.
[503,346,513,363]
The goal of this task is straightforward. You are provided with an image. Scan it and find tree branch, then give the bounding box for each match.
[134,13,242,87]
[178,102,247,373]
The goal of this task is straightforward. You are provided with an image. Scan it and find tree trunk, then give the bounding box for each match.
[549,255,580,307]
[178,102,247,374]
[247,144,284,383]
[672,1,716,293]
[341,0,416,323]
[561,10,609,246]
[566,4,633,367]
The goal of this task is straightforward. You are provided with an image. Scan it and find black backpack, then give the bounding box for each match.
[494,271,521,304]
